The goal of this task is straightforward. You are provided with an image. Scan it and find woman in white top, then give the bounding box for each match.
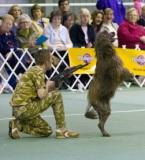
[101,8,119,47]
[44,10,72,51]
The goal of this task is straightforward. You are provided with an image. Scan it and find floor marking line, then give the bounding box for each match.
[0,109,145,121]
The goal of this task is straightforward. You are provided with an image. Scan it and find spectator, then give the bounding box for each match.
[96,0,125,24]
[134,0,143,16]
[0,14,17,57]
[137,5,145,26]
[62,11,76,31]
[43,10,72,51]
[118,8,145,49]
[16,14,40,49]
[30,4,49,35]
[8,5,23,34]
[70,8,95,48]
[58,0,70,17]
[91,10,104,35]
[100,8,119,47]
[43,10,73,89]
[0,14,22,89]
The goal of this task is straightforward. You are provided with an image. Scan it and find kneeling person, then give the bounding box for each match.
[9,49,79,139]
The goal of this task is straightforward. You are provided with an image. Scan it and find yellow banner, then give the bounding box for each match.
[68,48,96,74]
[116,48,145,76]
[68,48,145,76]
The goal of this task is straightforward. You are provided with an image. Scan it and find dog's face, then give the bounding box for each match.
[95,31,115,58]
[96,31,115,44]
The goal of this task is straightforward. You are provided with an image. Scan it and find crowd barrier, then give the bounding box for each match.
[1,47,145,94]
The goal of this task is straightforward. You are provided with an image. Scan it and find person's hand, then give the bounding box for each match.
[86,42,93,48]
[29,40,36,47]
[140,36,145,43]
[46,80,55,92]
[52,55,60,66]
[64,67,72,77]
[57,44,66,51]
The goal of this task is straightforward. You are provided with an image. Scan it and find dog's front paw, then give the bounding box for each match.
[84,109,98,119]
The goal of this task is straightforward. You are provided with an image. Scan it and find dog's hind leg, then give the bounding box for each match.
[95,102,111,137]
[84,104,98,119]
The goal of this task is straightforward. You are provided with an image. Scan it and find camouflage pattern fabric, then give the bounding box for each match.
[10,66,46,106]
[10,66,66,136]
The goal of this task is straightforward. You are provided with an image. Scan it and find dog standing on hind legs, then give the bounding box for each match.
[84,31,133,137]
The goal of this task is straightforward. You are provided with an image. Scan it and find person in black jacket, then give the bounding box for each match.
[69,8,95,48]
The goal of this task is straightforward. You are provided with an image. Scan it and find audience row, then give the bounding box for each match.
[1,0,145,91]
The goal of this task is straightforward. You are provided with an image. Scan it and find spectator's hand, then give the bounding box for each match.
[29,40,36,47]
[46,80,55,92]
[64,66,72,77]
[57,44,66,51]
[140,36,145,43]
[86,42,93,48]
[52,55,60,66]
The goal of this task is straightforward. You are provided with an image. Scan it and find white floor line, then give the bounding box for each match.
[0,109,145,121]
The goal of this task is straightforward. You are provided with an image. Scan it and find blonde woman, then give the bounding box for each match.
[70,8,95,48]
[118,8,145,49]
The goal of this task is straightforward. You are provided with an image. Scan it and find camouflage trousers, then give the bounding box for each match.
[12,90,66,137]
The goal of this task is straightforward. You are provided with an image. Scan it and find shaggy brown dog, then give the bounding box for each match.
[85,31,133,137]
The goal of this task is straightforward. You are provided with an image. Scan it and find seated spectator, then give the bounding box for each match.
[91,10,104,35]
[0,14,23,89]
[30,4,49,35]
[69,8,95,48]
[137,5,145,27]
[118,8,145,49]
[43,10,72,51]
[16,14,40,49]
[0,14,17,57]
[43,10,73,89]
[96,0,125,24]
[62,11,76,31]
[8,5,23,34]
[100,8,119,47]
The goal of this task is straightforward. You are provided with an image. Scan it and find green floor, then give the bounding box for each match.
[0,88,145,160]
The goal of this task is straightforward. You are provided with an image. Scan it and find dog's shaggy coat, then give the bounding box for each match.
[85,31,132,137]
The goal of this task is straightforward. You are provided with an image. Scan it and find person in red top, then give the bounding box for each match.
[118,7,145,49]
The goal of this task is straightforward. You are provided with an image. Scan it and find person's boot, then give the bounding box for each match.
[9,119,20,139]
[56,129,79,139]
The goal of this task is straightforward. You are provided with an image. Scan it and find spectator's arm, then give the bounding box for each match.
[69,25,81,47]
[118,24,142,43]
[43,27,57,50]
[65,29,73,49]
